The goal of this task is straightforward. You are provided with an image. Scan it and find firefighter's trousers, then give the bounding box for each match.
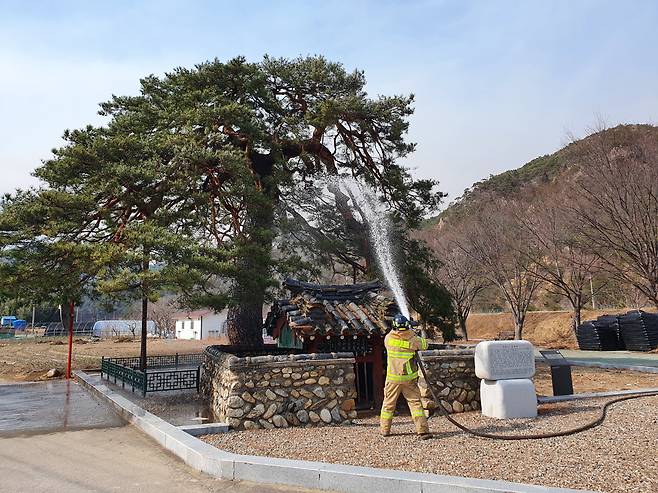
[380,378,429,435]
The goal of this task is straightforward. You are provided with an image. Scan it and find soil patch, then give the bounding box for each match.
[466,309,654,349]
[0,337,218,382]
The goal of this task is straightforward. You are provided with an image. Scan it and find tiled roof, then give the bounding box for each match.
[265,278,399,339]
[172,309,214,320]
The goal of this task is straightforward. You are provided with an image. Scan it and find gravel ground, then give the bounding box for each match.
[202,395,658,493]
[533,365,658,395]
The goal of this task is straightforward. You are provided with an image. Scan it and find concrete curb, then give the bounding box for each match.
[179,423,230,436]
[75,370,592,493]
[564,360,658,373]
[535,355,658,373]
[538,387,658,404]
[74,371,237,478]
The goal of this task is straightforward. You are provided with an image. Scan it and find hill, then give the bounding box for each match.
[429,123,658,226]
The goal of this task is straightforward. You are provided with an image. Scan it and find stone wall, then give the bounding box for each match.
[201,347,358,430]
[418,349,481,414]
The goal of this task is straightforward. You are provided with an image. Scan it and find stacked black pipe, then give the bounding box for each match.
[576,315,623,351]
[577,311,658,351]
[617,310,658,351]
[597,315,624,349]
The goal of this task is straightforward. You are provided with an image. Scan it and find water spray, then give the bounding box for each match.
[331,177,410,318]
[325,176,657,439]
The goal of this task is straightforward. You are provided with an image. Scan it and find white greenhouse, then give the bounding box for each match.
[92,320,157,338]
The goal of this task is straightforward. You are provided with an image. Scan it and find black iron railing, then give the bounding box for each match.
[105,353,203,370]
[100,354,201,396]
[145,368,200,392]
[102,358,146,391]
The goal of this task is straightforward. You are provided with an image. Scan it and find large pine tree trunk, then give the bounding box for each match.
[226,300,266,347]
[60,301,74,333]
[226,160,276,348]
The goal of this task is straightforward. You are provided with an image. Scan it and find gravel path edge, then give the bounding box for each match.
[76,370,593,493]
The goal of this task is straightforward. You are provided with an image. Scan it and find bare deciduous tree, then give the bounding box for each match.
[517,186,601,333]
[423,227,488,340]
[569,125,658,310]
[459,200,542,339]
[124,296,176,338]
[148,297,176,338]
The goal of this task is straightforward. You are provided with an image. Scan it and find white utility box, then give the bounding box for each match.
[475,340,535,380]
[480,379,538,419]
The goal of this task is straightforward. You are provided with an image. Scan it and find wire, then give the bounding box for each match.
[417,354,658,440]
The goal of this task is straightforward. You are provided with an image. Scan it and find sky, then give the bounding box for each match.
[1,0,657,207]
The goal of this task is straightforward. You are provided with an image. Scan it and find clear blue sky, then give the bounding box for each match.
[1,0,657,205]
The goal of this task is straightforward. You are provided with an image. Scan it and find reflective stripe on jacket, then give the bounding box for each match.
[385,330,428,382]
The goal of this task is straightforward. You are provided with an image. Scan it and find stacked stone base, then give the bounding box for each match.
[201,348,357,430]
[201,347,481,430]
[418,349,481,414]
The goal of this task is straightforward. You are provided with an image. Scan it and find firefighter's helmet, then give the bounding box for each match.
[392,314,410,330]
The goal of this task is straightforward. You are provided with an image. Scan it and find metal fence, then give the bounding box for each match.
[145,368,200,392]
[102,358,146,391]
[105,353,204,369]
[100,353,201,396]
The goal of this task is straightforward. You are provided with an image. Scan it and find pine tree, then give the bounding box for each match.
[1,55,448,347]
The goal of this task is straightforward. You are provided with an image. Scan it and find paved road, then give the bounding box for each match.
[0,380,124,437]
[0,427,319,493]
[0,381,325,493]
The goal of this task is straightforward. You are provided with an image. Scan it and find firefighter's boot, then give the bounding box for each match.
[380,418,392,437]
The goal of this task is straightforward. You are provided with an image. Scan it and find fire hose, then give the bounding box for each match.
[416,353,658,440]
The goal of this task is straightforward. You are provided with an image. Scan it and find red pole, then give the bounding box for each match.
[66,301,74,379]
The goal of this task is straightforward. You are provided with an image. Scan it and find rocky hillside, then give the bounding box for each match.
[429,123,658,226]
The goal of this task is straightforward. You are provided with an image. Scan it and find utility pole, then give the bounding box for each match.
[140,253,150,372]
[66,301,74,379]
[590,276,596,310]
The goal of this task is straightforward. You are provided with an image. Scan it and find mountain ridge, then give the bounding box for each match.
[427,123,658,227]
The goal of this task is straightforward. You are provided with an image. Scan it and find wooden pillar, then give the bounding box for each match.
[306,337,319,354]
[371,336,385,410]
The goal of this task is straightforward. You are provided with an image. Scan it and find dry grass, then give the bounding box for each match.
[203,395,658,493]
[0,337,216,382]
[465,309,649,348]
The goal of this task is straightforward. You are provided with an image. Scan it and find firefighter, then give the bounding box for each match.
[380,313,432,440]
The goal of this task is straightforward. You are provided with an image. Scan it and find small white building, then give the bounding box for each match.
[174,309,228,340]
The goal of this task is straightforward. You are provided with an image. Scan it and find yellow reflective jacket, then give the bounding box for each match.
[384,329,428,382]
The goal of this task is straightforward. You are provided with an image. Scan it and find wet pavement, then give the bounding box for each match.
[0,379,125,437]
[91,372,214,425]
[0,379,330,492]
[1,426,328,493]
